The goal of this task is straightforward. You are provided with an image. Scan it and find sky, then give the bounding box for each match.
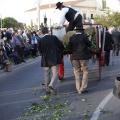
[0,0,70,23]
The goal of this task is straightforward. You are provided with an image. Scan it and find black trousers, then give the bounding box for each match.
[15,45,25,61]
[66,14,83,32]
[105,50,110,66]
[113,44,119,56]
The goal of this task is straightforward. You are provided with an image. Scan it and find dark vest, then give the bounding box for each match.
[63,6,77,23]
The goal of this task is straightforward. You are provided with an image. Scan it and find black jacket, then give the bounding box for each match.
[112,31,120,44]
[63,6,77,23]
[104,32,114,51]
[69,33,92,60]
[38,35,64,67]
[4,32,12,41]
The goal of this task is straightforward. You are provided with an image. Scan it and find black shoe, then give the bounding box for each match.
[21,60,26,63]
[81,90,88,93]
[32,56,36,58]
[59,76,64,81]
[42,83,45,86]
[49,86,57,95]
[45,90,50,94]
[1,65,5,69]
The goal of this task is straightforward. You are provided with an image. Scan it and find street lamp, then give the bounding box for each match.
[44,13,47,26]
[0,14,2,29]
[37,0,40,30]
[49,3,51,28]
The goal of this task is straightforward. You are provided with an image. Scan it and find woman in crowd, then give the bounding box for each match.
[4,40,19,65]
[31,31,40,57]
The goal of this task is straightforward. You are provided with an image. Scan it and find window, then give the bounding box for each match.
[102,0,106,9]
[83,13,86,19]
[91,14,93,19]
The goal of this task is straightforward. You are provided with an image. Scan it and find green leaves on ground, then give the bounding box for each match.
[81,98,87,102]
[21,95,72,120]
[99,108,113,116]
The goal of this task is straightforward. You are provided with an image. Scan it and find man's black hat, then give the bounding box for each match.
[74,26,85,30]
[104,26,108,31]
[56,2,63,9]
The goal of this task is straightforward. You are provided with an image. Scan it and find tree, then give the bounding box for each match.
[2,17,19,28]
[94,8,120,28]
[18,22,26,29]
[0,18,2,28]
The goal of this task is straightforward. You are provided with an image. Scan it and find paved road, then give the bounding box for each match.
[0,54,120,120]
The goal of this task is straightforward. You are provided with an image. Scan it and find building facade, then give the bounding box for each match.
[25,0,120,28]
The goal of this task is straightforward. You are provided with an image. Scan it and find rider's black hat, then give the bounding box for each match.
[56,2,63,9]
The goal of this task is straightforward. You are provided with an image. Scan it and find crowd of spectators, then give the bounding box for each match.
[0,28,43,72]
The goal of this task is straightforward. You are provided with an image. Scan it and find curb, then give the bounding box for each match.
[0,56,40,74]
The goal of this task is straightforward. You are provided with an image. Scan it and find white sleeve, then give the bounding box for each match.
[59,7,69,27]
[22,33,28,39]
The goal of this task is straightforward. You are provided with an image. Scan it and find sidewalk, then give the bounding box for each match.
[0,56,40,74]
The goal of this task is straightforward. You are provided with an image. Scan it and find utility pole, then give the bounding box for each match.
[0,14,2,29]
[37,0,40,30]
[49,3,51,28]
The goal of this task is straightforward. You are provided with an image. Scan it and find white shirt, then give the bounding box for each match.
[59,7,79,27]
[59,7,69,27]
[22,32,28,39]
[43,33,49,37]
[76,32,82,34]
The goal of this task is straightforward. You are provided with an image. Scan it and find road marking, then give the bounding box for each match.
[0,86,41,96]
[90,91,113,120]
[0,98,40,106]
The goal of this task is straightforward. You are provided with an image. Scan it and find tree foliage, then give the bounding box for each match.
[2,17,19,28]
[18,22,26,29]
[0,18,2,27]
[94,8,120,28]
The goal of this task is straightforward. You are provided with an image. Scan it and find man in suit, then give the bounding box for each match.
[111,27,120,56]
[4,29,12,43]
[103,27,114,66]
[56,2,83,32]
[68,26,92,94]
[38,27,64,95]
